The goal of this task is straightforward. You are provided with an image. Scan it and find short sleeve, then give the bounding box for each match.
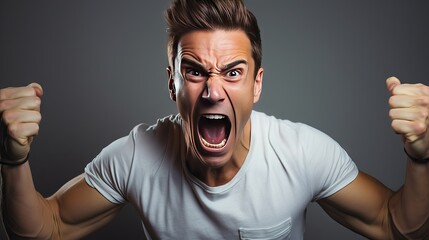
[298,124,359,201]
[84,130,136,204]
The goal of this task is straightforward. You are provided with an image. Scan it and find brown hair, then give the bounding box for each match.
[165,0,262,76]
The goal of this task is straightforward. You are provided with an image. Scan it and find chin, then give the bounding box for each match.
[198,153,233,168]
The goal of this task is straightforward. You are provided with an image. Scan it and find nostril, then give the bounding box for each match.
[201,77,226,103]
[202,86,211,99]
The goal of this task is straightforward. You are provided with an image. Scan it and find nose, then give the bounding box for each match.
[202,76,225,103]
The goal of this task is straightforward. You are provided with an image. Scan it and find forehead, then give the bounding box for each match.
[177,30,253,67]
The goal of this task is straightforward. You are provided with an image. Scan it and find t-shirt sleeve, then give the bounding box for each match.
[84,130,136,204]
[298,124,359,201]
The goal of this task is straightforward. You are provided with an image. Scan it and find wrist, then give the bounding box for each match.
[404,148,429,164]
[0,153,30,166]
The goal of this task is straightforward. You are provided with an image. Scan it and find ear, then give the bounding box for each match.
[167,66,176,102]
[253,67,263,103]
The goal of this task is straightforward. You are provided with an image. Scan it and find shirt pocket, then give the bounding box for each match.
[239,218,292,240]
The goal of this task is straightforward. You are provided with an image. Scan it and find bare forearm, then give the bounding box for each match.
[389,159,429,239]
[2,162,55,239]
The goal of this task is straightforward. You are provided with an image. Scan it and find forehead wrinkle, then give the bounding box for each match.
[177,30,252,73]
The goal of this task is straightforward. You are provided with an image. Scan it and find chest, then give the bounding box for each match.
[129,154,311,239]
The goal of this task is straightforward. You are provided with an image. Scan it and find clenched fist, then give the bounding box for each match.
[0,83,43,164]
[387,77,429,160]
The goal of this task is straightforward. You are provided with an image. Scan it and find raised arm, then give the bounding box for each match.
[0,84,121,239]
[387,77,429,238]
[318,77,429,239]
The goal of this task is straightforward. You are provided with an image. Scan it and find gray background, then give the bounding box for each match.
[1,0,429,239]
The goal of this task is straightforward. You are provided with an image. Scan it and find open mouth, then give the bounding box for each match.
[198,114,231,149]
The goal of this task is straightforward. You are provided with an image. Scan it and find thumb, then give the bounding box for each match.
[27,82,44,97]
[386,76,401,95]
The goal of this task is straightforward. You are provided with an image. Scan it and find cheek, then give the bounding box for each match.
[229,83,255,111]
[227,85,254,127]
[176,83,201,121]
[176,91,191,122]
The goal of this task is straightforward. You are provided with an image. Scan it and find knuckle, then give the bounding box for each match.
[31,96,42,108]
[7,122,19,136]
[35,112,42,123]
[37,112,42,123]
[422,85,429,95]
[34,123,40,134]
[388,109,396,119]
[391,119,399,129]
[2,110,14,124]
[419,109,429,120]
[417,83,428,92]
[34,96,41,104]
[0,88,9,100]
[388,96,395,107]
[413,121,426,135]
[0,99,10,111]
[416,96,429,107]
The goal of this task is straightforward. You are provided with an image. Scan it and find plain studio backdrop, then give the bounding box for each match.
[1,1,429,239]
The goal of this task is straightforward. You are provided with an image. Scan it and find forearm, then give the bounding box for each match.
[389,159,429,239]
[2,162,56,239]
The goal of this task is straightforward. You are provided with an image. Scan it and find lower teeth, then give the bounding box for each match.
[201,137,226,148]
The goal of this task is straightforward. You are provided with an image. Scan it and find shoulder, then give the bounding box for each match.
[251,111,358,200]
[84,114,183,203]
[251,110,354,171]
[141,114,182,138]
[89,114,182,168]
[251,110,325,144]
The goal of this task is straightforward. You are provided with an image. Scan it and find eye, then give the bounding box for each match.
[186,69,202,76]
[184,68,207,82]
[227,70,240,77]
[224,69,242,80]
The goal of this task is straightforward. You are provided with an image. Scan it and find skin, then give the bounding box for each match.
[167,30,263,186]
[0,29,428,239]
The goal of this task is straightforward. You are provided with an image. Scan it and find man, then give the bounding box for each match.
[1,0,429,239]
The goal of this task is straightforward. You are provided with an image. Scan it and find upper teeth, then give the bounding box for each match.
[204,114,225,120]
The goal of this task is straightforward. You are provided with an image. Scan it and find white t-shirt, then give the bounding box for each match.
[85,111,358,239]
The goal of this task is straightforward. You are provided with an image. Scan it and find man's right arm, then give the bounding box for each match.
[1,84,122,239]
[2,167,122,239]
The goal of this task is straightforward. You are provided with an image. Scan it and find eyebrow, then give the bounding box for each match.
[220,60,248,72]
[181,58,248,73]
[181,58,206,72]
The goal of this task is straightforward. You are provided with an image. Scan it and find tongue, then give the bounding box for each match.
[199,118,226,144]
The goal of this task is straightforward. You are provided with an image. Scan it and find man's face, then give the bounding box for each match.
[169,30,263,168]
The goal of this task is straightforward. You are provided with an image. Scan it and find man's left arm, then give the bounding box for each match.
[318,77,429,239]
[387,76,429,238]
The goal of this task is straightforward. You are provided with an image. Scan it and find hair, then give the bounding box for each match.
[165,0,262,76]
